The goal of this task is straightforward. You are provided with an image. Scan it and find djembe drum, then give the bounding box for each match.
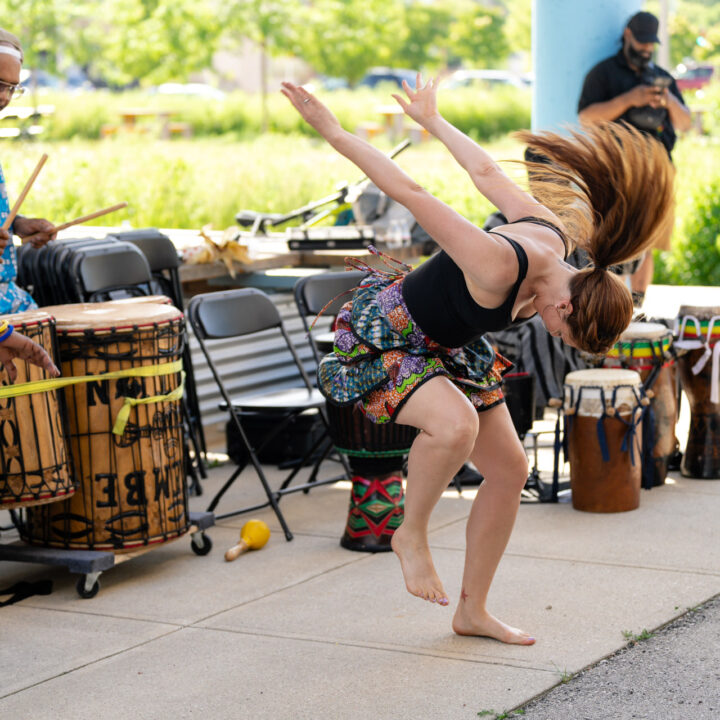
[22,303,189,551]
[603,322,677,487]
[326,402,417,552]
[675,306,720,478]
[564,368,646,512]
[0,310,74,509]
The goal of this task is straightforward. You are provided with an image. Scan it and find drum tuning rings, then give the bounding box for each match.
[644,389,655,399]
[605,407,617,417]
[640,397,651,406]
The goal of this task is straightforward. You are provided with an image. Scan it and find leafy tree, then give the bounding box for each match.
[80,0,222,86]
[445,1,509,69]
[0,0,70,73]
[390,1,454,72]
[294,0,404,85]
[222,0,299,131]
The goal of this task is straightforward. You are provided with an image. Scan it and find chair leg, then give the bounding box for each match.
[206,464,245,513]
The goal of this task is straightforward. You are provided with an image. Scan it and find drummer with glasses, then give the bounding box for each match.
[0,28,60,380]
[0,27,57,315]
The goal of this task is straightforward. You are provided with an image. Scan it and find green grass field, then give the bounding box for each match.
[1,129,718,284]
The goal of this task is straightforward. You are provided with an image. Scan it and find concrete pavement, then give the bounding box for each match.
[1,413,719,719]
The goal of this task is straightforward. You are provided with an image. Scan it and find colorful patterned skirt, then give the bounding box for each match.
[317,253,512,424]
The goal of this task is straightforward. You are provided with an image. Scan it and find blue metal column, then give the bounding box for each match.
[532,0,643,132]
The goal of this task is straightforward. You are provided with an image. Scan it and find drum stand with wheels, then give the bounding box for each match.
[0,511,215,599]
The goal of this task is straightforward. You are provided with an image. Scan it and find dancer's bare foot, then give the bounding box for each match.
[452,601,535,645]
[391,524,449,605]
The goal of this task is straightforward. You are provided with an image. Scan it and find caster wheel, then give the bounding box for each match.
[76,576,100,599]
[191,532,212,556]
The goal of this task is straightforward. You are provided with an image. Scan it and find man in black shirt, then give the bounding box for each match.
[577,11,691,303]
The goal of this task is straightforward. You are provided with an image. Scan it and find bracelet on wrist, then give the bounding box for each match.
[0,324,14,342]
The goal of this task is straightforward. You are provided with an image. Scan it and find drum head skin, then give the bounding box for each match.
[620,322,670,341]
[44,303,183,331]
[564,368,642,416]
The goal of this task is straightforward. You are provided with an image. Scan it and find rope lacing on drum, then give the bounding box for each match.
[564,383,646,469]
[675,314,720,403]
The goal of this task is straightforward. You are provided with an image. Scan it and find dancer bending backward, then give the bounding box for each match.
[281,75,674,645]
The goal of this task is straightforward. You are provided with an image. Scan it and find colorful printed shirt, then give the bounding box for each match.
[0,162,37,314]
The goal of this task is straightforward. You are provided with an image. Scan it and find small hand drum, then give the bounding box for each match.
[563,368,645,513]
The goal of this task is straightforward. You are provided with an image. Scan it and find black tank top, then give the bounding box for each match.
[401,217,567,348]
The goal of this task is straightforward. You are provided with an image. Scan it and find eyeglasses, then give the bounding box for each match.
[0,80,25,98]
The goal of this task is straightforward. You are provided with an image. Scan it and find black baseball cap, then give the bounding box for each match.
[627,11,660,43]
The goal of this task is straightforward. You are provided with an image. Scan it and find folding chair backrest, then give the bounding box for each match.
[294,270,365,318]
[107,228,181,272]
[188,288,282,340]
[75,242,152,299]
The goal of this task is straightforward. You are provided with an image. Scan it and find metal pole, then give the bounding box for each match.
[532,0,643,133]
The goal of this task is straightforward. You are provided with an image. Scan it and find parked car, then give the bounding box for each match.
[443,69,530,90]
[357,68,418,90]
[151,83,226,100]
[19,68,62,91]
[673,64,715,92]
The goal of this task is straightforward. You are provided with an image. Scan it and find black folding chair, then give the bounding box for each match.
[188,288,349,540]
[105,229,208,480]
[293,270,366,363]
[71,242,153,302]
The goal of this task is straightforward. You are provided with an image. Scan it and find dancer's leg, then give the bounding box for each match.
[451,402,535,645]
[393,376,480,605]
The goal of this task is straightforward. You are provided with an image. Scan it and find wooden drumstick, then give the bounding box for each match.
[1,153,48,232]
[52,202,128,233]
[225,519,271,561]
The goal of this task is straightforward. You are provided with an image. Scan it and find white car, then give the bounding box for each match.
[444,69,530,90]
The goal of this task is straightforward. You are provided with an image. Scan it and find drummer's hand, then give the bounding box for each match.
[280,82,342,141]
[392,73,440,128]
[0,228,9,252]
[14,216,57,249]
[0,331,60,382]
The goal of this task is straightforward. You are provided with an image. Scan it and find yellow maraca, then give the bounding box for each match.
[224,519,271,561]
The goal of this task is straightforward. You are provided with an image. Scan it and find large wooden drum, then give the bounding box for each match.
[603,322,677,487]
[675,306,720,478]
[22,303,188,551]
[326,402,417,552]
[564,368,645,513]
[0,310,74,509]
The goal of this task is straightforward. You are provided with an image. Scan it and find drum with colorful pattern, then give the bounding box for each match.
[603,322,677,487]
[326,402,416,552]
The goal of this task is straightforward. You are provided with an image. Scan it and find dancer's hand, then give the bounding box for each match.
[281,82,342,141]
[0,331,60,382]
[392,73,440,128]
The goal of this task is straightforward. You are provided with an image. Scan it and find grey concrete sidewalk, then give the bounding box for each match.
[1,439,719,720]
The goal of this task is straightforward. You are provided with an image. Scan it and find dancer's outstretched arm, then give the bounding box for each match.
[282,82,518,291]
[393,74,558,224]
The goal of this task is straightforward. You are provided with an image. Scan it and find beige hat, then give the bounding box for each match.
[0,28,23,62]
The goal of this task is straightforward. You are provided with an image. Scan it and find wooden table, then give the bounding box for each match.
[118,109,175,138]
[56,225,423,296]
[0,104,55,139]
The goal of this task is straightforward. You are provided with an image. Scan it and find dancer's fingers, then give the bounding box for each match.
[392,93,410,112]
[401,79,415,100]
